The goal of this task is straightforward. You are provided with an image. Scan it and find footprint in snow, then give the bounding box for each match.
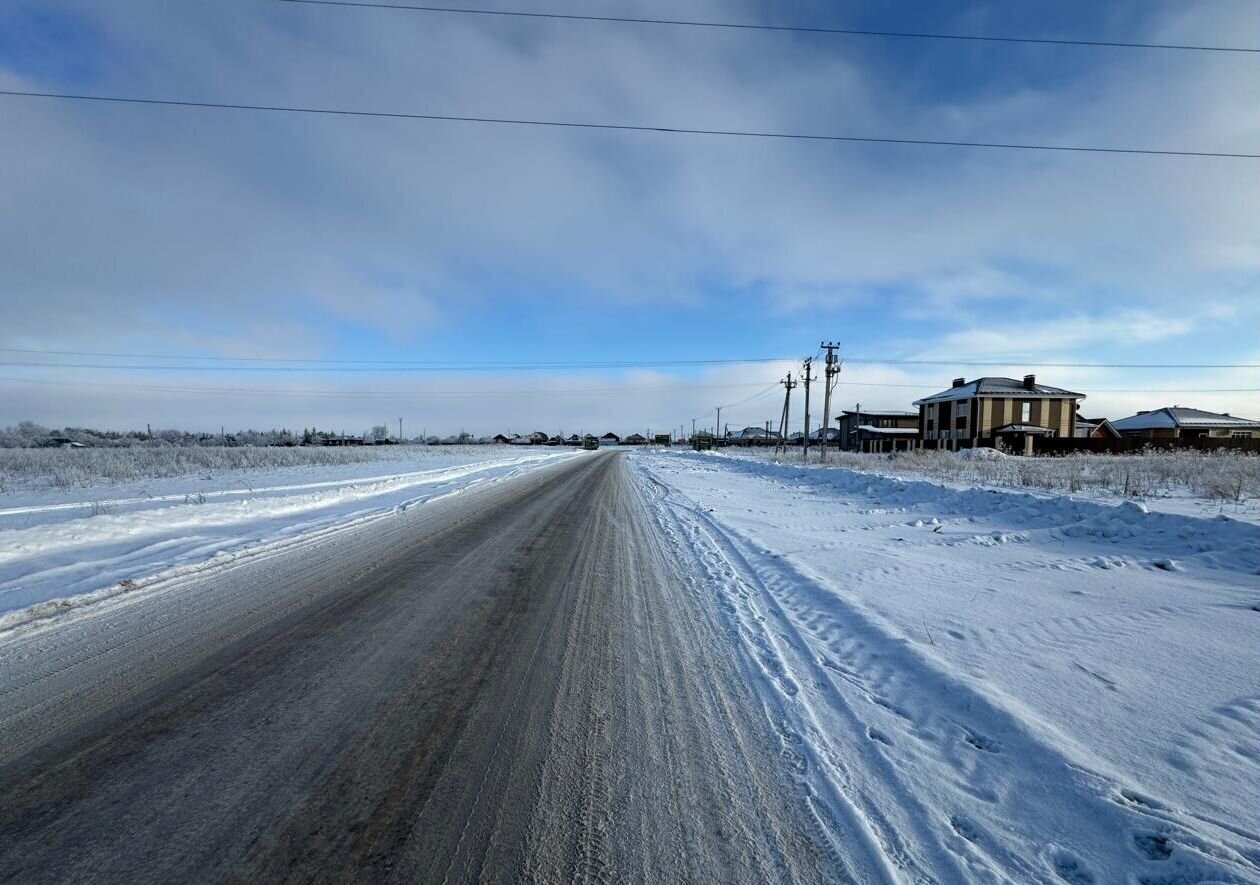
[866,726,892,746]
[962,728,1002,753]
[1048,848,1096,884]
[949,814,981,844]
[1132,832,1173,861]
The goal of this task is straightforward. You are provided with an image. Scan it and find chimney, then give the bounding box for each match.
[1022,374,1036,390]
[951,377,966,388]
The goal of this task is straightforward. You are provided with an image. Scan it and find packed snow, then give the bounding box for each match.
[0,447,583,627]
[634,449,1260,884]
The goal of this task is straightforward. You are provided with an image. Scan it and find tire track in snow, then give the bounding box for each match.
[635,453,1260,885]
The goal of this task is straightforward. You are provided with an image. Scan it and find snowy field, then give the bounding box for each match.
[634,449,1260,884]
[0,446,584,626]
[0,442,511,491]
[729,447,1260,524]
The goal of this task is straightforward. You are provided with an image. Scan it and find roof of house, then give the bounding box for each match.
[839,409,918,418]
[1110,407,1260,431]
[992,423,1058,435]
[731,427,779,439]
[913,377,1085,406]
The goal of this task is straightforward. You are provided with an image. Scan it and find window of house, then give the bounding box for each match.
[1020,401,1031,423]
[957,402,969,418]
[1232,431,1252,439]
[927,405,936,421]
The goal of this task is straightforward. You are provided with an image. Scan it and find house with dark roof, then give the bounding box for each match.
[913,375,1086,454]
[622,432,648,445]
[835,409,920,452]
[730,426,780,445]
[1110,407,1260,440]
[600,432,621,444]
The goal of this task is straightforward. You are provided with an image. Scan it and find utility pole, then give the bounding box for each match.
[801,357,813,462]
[820,341,841,462]
[854,402,861,455]
[715,407,722,444]
[776,373,797,456]
[691,418,696,441]
[398,417,403,443]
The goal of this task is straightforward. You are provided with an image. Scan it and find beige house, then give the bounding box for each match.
[1109,407,1260,440]
[914,375,1085,454]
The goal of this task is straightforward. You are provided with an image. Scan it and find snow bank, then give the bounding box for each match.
[0,449,583,622]
[635,449,1260,883]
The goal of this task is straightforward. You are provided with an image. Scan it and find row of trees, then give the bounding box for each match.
[0,422,484,448]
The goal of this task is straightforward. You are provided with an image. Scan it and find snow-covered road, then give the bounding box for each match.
[634,449,1260,884]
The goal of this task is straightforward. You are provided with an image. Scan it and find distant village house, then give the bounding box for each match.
[1109,407,1260,440]
[834,409,919,452]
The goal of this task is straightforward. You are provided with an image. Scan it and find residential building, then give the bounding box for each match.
[730,426,780,445]
[913,375,1086,454]
[1110,407,1260,440]
[600,432,621,444]
[1074,417,1120,439]
[622,432,647,445]
[835,409,919,452]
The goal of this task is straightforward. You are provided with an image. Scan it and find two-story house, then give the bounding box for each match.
[914,375,1085,454]
[834,409,920,452]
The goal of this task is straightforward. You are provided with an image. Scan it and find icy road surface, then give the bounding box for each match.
[0,453,852,884]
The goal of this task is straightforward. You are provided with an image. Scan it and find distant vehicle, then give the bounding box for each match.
[653,434,671,445]
[582,436,600,450]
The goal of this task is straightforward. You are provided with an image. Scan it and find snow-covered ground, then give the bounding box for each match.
[724,448,1260,525]
[0,447,584,627]
[634,449,1260,884]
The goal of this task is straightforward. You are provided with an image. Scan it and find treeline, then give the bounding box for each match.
[0,421,367,449]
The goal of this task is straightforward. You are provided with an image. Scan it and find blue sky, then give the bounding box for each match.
[1,0,1257,434]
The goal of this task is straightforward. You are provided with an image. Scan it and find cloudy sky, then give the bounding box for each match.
[1,0,1257,436]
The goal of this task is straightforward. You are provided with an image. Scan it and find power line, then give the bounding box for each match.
[841,358,1260,369]
[0,348,788,369]
[0,376,773,399]
[2,349,1257,370]
[275,0,1260,55]
[3,375,1252,399]
[2,89,1255,160]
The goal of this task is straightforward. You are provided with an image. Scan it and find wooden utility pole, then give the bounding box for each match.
[715,406,722,443]
[801,357,813,462]
[776,373,797,456]
[398,417,403,442]
[820,341,841,462]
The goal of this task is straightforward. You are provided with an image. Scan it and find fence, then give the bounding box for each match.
[1034,436,1260,455]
